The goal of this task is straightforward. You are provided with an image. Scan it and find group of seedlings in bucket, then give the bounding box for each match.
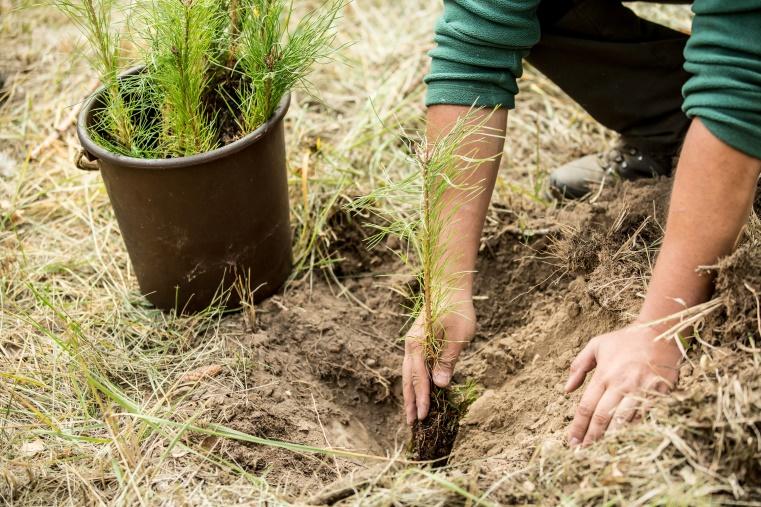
[351,115,493,463]
[57,0,341,159]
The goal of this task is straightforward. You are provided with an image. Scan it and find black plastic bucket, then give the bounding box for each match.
[76,70,292,313]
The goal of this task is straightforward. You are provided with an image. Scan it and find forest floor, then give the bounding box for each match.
[2,1,760,505]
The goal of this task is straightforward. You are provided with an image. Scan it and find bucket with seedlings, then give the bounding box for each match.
[350,114,491,464]
[60,0,341,312]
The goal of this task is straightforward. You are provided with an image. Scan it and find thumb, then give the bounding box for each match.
[564,339,597,393]
[432,339,463,388]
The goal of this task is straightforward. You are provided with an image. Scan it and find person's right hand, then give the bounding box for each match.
[403,299,476,424]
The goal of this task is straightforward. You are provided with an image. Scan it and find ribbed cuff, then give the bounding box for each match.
[425,80,515,109]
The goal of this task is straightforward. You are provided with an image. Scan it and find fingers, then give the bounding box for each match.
[582,388,624,445]
[607,393,639,434]
[402,355,417,425]
[431,336,466,388]
[564,339,597,393]
[403,336,430,424]
[402,306,475,424]
[572,376,674,443]
[413,352,430,421]
[432,309,475,387]
[567,378,604,447]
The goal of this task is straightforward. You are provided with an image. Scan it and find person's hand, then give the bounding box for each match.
[565,324,683,446]
[403,299,476,425]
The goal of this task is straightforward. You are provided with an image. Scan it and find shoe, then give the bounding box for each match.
[548,142,675,199]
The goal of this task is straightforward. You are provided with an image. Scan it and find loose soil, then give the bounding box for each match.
[409,386,461,465]
[172,178,689,501]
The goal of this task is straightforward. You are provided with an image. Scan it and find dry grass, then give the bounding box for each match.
[5,1,760,506]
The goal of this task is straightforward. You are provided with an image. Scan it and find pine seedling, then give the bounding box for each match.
[236,0,343,132]
[350,112,496,461]
[353,114,491,359]
[56,0,140,154]
[142,0,225,157]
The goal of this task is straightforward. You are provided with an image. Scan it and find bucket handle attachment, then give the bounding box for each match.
[75,149,100,171]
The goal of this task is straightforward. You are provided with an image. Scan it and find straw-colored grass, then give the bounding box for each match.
[6,1,760,505]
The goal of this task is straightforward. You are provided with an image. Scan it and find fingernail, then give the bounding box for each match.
[432,371,450,387]
[569,437,580,448]
[417,407,427,421]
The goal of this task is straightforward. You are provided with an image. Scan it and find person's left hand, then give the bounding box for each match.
[564,324,683,446]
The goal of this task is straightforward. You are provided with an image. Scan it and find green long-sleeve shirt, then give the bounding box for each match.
[425,0,761,160]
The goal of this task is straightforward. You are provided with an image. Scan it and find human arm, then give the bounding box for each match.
[565,118,761,446]
[403,104,507,425]
[565,0,761,445]
[404,0,541,424]
[425,0,541,109]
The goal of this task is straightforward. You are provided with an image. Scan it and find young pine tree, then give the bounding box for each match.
[351,112,496,462]
[235,0,343,133]
[143,0,225,157]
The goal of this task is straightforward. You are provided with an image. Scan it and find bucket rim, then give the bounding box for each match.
[77,65,291,170]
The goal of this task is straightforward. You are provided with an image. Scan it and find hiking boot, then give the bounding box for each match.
[548,142,676,199]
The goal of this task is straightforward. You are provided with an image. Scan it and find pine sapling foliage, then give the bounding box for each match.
[143,0,225,157]
[59,0,343,159]
[56,0,138,153]
[236,0,343,133]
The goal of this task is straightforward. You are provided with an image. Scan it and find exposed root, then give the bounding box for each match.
[408,386,462,466]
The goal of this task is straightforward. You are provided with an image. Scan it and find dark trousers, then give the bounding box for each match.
[527,0,692,154]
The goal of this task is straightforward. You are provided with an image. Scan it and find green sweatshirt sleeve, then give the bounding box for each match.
[682,1,761,160]
[424,0,541,109]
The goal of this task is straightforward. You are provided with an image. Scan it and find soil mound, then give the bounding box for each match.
[451,180,672,472]
[452,179,761,505]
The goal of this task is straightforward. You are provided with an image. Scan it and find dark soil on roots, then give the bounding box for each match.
[408,386,461,465]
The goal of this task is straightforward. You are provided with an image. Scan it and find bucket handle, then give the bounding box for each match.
[75,149,100,171]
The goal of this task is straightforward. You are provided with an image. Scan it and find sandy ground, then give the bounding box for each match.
[3,1,761,505]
